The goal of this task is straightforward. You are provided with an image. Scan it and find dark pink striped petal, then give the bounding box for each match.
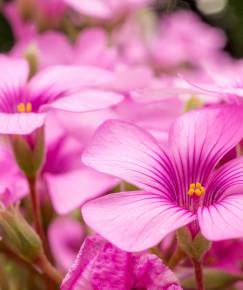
[82,120,176,199]
[205,156,243,205]
[198,195,243,240]
[169,105,243,205]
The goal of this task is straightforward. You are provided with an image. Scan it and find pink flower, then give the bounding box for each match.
[151,10,226,70]
[64,0,152,20]
[205,239,243,274]
[183,61,243,104]
[0,55,123,135]
[0,145,28,205]
[61,235,182,290]
[82,105,243,251]
[48,217,85,273]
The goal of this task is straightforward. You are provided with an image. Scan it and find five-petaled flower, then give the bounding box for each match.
[0,55,123,135]
[82,105,243,251]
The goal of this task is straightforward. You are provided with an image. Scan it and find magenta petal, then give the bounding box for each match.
[82,120,175,196]
[45,167,118,214]
[0,112,46,135]
[198,196,243,240]
[82,191,195,251]
[61,235,133,290]
[42,90,123,113]
[169,105,243,191]
[61,235,182,290]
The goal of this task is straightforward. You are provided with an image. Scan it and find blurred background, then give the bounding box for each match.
[1,0,243,57]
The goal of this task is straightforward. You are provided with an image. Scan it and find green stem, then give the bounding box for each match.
[27,177,47,252]
[192,258,205,290]
[36,254,63,285]
[168,246,186,269]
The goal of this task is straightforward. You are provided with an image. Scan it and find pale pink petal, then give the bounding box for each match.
[0,56,29,93]
[28,65,117,102]
[45,167,118,214]
[198,195,243,240]
[82,120,176,196]
[64,0,112,19]
[42,90,123,113]
[0,113,46,135]
[82,191,195,251]
[0,56,29,112]
[169,105,243,194]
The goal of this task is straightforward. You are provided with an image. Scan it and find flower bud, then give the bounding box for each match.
[11,127,45,178]
[0,205,43,263]
[177,227,211,261]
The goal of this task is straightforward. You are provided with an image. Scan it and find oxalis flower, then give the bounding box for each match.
[82,105,243,252]
[0,55,123,135]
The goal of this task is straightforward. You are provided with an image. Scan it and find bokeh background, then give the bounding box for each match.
[1,0,243,58]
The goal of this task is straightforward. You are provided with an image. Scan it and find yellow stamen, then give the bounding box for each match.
[17,102,26,113]
[188,188,194,196]
[26,102,32,113]
[194,189,202,197]
[17,102,32,113]
[187,182,205,197]
[190,183,195,189]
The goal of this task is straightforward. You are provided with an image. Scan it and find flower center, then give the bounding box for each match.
[187,182,205,197]
[17,102,32,113]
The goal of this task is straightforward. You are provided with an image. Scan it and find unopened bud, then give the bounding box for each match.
[177,227,211,261]
[11,127,45,178]
[0,205,43,263]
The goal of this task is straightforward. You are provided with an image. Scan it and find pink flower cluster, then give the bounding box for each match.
[0,1,243,290]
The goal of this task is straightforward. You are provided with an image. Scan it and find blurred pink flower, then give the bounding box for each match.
[0,55,123,135]
[0,145,28,205]
[82,105,243,251]
[151,10,226,70]
[64,0,152,20]
[61,235,182,290]
[183,61,243,104]
[11,31,74,69]
[48,217,85,273]
[205,239,243,274]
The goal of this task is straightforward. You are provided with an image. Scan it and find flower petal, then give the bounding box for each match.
[0,112,46,135]
[42,90,123,113]
[64,0,112,19]
[28,65,117,103]
[45,167,118,214]
[0,56,28,112]
[82,191,195,251]
[204,157,243,205]
[169,105,243,195]
[82,120,176,197]
[61,235,133,290]
[198,195,243,240]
